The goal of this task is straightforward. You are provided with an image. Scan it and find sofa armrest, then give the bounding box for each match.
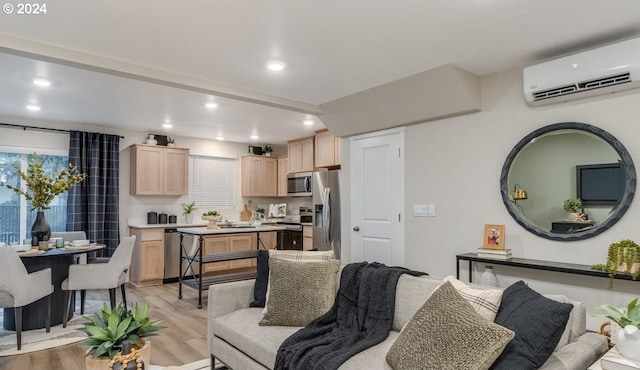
[540,332,608,370]
[207,279,256,351]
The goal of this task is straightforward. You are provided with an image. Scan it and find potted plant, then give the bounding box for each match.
[181,200,196,224]
[263,145,273,156]
[593,297,640,360]
[563,198,584,221]
[0,153,86,246]
[592,239,640,288]
[167,136,176,147]
[202,210,221,229]
[81,302,164,369]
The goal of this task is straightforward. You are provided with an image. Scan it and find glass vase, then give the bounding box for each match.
[481,265,498,287]
[31,211,51,246]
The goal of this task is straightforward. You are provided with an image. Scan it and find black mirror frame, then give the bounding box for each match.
[500,122,636,241]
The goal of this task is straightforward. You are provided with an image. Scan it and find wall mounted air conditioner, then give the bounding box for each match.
[524,37,640,105]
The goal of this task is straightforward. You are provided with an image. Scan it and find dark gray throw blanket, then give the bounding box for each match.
[274,262,427,370]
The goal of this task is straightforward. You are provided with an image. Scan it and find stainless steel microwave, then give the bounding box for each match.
[287,172,312,196]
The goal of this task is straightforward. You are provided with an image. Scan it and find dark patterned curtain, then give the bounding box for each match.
[66,131,120,257]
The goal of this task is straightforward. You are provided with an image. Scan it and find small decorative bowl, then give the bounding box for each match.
[202,215,222,229]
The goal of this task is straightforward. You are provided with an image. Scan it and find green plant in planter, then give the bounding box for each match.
[591,239,640,288]
[563,198,583,213]
[81,303,164,359]
[593,297,640,329]
[181,201,196,215]
[263,145,273,154]
[205,210,219,216]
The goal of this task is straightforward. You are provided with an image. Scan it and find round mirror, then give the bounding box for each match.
[500,122,636,241]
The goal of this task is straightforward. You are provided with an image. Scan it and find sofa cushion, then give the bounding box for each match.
[491,281,573,370]
[250,249,335,308]
[443,275,503,321]
[392,275,442,332]
[214,308,299,368]
[386,281,514,370]
[260,258,341,327]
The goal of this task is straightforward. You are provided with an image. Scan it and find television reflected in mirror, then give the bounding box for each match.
[576,163,624,206]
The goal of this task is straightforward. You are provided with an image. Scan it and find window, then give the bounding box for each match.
[188,155,236,209]
[0,149,69,244]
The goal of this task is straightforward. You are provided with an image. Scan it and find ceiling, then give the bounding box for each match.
[0,0,639,145]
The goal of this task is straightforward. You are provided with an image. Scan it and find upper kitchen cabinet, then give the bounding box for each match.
[314,129,341,168]
[288,136,314,174]
[277,156,288,197]
[130,144,189,195]
[242,155,278,197]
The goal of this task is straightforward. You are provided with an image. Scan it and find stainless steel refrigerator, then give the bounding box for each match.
[312,170,341,259]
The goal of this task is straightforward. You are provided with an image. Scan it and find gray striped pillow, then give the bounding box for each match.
[443,275,503,321]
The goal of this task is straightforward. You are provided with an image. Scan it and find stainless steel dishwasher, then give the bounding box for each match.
[164,229,181,280]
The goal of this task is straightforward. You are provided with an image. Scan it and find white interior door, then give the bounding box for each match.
[350,128,404,266]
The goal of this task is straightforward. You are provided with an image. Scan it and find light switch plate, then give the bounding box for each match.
[413,204,429,217]
[427,204,436,217]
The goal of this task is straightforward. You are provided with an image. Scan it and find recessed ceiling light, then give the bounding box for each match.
[162,123,173,129]
[32,78,51,87]
[303,119,314,126]
[216,136,225,141]
[250,134,259,140]
[205,102,218,109]
[266,61,286,71]
[26,104,41,111]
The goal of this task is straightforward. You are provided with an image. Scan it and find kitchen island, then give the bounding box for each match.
[177,225,285,308]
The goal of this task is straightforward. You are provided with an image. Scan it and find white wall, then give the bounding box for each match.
[399,68,640,331]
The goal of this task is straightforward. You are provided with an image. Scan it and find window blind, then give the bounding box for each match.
[188,155,236,209]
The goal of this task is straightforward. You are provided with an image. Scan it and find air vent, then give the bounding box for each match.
[533,73,631,101]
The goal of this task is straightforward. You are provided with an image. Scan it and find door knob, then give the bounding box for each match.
[353,226,360,232]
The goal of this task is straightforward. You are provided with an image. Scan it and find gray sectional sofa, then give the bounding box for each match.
[207,274,608,369]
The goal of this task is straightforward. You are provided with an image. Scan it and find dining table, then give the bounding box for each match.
[3,244,105,331]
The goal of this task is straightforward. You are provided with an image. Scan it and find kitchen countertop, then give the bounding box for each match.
[128,220,208,229]
[177,225,285,235]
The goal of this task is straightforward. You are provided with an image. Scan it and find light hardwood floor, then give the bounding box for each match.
[0,283,211,370]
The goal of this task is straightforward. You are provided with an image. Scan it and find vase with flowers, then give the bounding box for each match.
[593,297,640,360]
[0,154,86,246]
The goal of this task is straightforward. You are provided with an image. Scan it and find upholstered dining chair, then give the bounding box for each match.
[61,235,136,328]
[0,247,53,350]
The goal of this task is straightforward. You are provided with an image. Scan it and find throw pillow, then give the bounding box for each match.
[249,250,270,307]
[259,258,341,327]
[386,281,514,370]
[490,280,573,370]
[443,275,503,321]
[249,250,335,308]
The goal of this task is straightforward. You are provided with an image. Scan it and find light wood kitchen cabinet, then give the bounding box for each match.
[130,144,189,195]
[241,155,278,197]
[129,228,165,287]
[202,233,258,272]
[303,225,313,250]
[277,156,288,196]
[259,231,279,250]
[288,137,314,173]
[315,129,341,168]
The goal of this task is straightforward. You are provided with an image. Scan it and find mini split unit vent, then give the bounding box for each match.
[524,37,640,105]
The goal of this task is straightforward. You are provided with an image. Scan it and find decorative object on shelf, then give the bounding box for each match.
[240,204,252,221]
[481,265,498,287]
[591,239,640,288]
[144,134,157,145]
[593,297,640,360]
[248,145,263,155]
[482,224,505,250]
[0,154,87,246]
[167,136,175,147]
[81,302,163,369]
[181,201,196,224]
[563,198,585,221]
[509,184,528,204]
[263,145,273,156]
[202,210,221,229]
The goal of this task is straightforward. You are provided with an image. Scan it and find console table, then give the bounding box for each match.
[456,253,639,284]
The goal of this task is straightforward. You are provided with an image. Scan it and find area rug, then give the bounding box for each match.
[149,358,226,369]
[0,300,103,356]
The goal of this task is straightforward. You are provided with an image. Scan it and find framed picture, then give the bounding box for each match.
[483,224,505,250]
